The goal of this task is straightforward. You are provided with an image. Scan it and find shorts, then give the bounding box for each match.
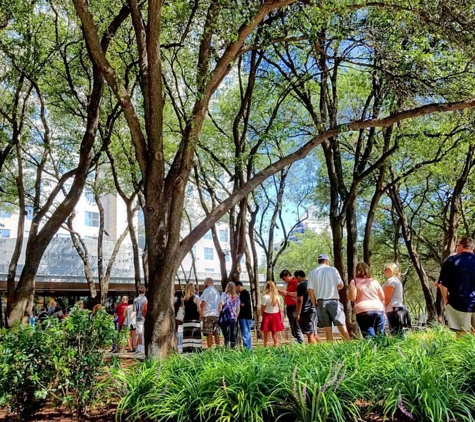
[446,304,475,332]
[202,316,221,335]
[317,299,346,327]
[298,311,317,334]
[261,312,285,333]
[136,319,144,335]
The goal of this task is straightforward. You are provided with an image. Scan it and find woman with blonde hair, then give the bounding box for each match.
[383,263,409,335]
[349,262,385,338]
[182,282,202,353]
[219,282,240,348]
[260,280,285,347]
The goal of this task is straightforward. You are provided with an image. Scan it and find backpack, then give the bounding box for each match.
[218,303,232,328]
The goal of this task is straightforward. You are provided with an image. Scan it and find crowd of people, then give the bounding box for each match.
[27,235,475,354]
[111,285,148,353]
[174,252,414,353]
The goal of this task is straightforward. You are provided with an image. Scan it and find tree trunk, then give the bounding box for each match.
[7,6,130,323]
[388,184,437,321]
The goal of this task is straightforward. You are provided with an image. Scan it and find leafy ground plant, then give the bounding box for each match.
[110,328,475,422]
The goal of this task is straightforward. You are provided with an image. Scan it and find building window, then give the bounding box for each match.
[204,230,212,240]
[0,210,11,218]
[219,229,228,242]
[204,268,214,272]
[85,191,95,203]
[25,206,34,221]
[225,254,230,262]
[85,211,99,227]
[0,229,10,238]
[204,247,214,260]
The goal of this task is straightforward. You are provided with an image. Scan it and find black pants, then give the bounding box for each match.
[222,320,237,348]
[286,305,304,343]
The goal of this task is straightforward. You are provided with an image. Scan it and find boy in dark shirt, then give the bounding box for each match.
[295,270,318,344]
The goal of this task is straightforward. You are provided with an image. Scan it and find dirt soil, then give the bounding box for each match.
[0,406,116,421]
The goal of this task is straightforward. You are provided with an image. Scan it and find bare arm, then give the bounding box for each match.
[308,289,316,308]
[384,285,394,306]
[378,285,385,304]
[194,297,203,318]
[439,284,449,305]
[279,289,297,298]
[348,281,357,302]
[296,296,303,320]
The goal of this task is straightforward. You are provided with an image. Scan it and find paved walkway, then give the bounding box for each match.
[112,328,340,359]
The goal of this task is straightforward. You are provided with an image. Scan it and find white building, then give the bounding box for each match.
[0,187,254,286]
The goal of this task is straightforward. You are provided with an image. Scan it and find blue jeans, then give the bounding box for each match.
[356,311,385,338]
[239,318,252,349]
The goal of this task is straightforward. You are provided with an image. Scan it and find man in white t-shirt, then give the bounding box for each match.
[200,277,222,348]
[308,254,350,341]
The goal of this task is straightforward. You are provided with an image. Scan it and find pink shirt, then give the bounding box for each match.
[350,277,385,314]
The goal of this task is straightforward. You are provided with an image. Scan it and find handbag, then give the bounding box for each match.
[278,300,285,323]
[176,306,185,322]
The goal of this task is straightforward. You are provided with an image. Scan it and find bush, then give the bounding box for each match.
[0,307,116,419]
[0,320,64,419]
[111,329,475,422]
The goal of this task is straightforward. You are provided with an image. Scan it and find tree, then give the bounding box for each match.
[4,0,475,356]
[3,0,131,324]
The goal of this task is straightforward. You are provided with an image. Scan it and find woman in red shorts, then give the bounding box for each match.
[261,281,285,347]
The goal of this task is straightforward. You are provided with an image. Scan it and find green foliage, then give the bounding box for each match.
[111,329,475,422]
[0,308,116,419]
[0,320,64,419]
[274,231,334,276]
[58,307,117,416]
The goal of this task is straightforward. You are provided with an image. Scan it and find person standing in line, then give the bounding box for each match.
[182,282,203,353]
[134,285,148,354]
[295,270,318,344]
[220,282,240,348]
[383,263,409,336]
[438,236,475,337]
[201,277,222,348]
[48,300,57,316]
[279,269,304,344]
[261,281,285,347]
[113,296,129,352]
[348,262,385,338]
[308,254,350,341]
[235,281,253,349]
[124,298,137,352]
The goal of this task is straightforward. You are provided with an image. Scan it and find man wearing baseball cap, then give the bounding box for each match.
[307,254,350,341]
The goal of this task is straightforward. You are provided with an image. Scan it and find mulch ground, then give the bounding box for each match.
[0,406,116,421]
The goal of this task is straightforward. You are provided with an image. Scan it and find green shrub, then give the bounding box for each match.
[111,329,475,422]
[57,307,116,416]
[0,320,64,419]
[0,307,116,419]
